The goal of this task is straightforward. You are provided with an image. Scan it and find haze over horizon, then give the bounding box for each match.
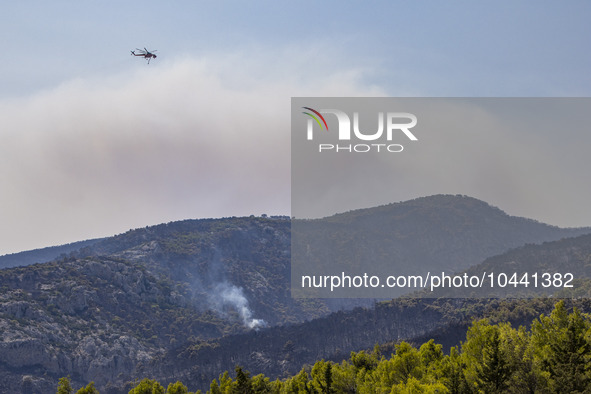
[1,1,590,254]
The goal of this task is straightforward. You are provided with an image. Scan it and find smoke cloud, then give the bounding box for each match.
[208,281,267,330]
[0,45,385,255]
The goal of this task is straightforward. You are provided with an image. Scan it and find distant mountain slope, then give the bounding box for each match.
[293,194,591,297]
[0,238,105,269]
[1,195,590,392]
[450,232,591,298]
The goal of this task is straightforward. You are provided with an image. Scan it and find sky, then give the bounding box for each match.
[1,1,590,255]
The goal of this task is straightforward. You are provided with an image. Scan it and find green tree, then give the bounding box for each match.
[475,328,511,393]
[419,339,445,383]
[439,347,470,394]
[310,360,334,393]
[233,366,253,394]
[330,361,356,394]
[128,378,165,394]
[462,319,514,392]
[210,379,222,394]
[502,324,540,393]
[532,301,591,393]
[281,368,310,394]
[419,339,443,367]
[210,371,233,394]
[369,342,423,392]
[350,349,379,372]
[250,374,273,393]
[390,376,449,394]
[390,341,423,385]
[166,381,189,394]
[76,382,100,394]
[57,377,73,394]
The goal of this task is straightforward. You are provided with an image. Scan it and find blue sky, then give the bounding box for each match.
[3,1,590,97]
[1,1,590,254]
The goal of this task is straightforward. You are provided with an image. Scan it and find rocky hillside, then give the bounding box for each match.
[0,216,332,393]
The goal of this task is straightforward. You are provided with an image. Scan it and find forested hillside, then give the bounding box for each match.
[1,195,590,393]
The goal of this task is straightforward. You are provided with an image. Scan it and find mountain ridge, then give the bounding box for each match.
[0,238,106,269]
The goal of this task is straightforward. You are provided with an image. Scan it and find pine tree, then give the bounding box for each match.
[475,328,511,393]
[311,361,334,393]
[282,368,311,394]
[128,378,165,394]
[440,347,470,394]
[532,302,591,393]
[166,381,189,394]
[75,382,99,394]
[57,377,73,394]
[234,366,254,394]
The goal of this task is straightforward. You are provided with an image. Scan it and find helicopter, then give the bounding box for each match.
[131,48,158,64]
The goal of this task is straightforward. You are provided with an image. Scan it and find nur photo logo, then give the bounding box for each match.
[301,107,418,153]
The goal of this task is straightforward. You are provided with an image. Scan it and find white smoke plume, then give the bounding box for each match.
[208,281,267,330]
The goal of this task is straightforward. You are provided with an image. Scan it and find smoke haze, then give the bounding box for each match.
[0,46,384,255]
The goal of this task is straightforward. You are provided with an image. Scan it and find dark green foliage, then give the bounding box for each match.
[166,381,189,394]
[349,348,379,372]
[57,377,73,394]
[250,374,273,394]
[234,367,254,394]
[128,378,165,394]
[440,347,470,394]
[282,368,311,394]
[310,361,334,393]
[76,382,99,394]
[532,301,591,393]
[56,378,100,394]
[475,328,511,393]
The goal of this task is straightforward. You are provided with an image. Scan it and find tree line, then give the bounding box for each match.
[58,300,591,393]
